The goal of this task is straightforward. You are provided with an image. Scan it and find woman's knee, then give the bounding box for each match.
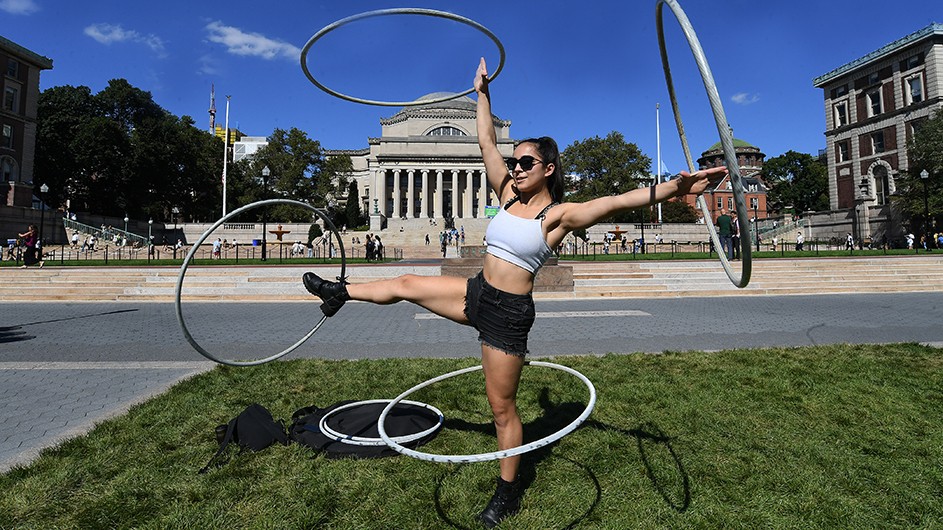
[489,398,519,427]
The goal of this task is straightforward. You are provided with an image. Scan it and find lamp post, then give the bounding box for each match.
[123,215,129,234]
[921,170,930,250]
[261,166,270,261]
[753,203,760,251]
[171,207,180,259]
[148,218,153,261]
[38,183,49,247]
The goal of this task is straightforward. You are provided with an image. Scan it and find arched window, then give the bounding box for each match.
[1,156,17,182]
[427,126,467,137]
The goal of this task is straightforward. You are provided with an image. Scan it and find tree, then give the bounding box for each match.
[34,85,96,210]
[762,151,829,214]
[343,179,365,229]
[561,131,652,223]
[661,197,700,223]
[895,108,943,236]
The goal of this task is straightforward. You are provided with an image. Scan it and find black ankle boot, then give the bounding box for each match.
[302,272,350,317]
[477,476,522,528]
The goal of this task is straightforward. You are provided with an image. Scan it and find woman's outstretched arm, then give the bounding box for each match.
[556,167,726,233]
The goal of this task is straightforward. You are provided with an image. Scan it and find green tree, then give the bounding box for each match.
[343,179,364,229]
[895,108,943,237]
[662,197,700,223]
[34,85,96,210]
[561,131,652,223]
[762,151,829,214]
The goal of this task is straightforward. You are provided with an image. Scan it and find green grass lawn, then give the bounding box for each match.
[1,344,941,529]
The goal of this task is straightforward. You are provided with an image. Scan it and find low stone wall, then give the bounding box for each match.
[443,246,573,292]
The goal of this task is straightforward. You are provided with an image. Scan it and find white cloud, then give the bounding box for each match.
[84,23,166,55]
[198,54,220,76]
[731,92,760,105]
[0,0,38,15]
[205,21,300,60]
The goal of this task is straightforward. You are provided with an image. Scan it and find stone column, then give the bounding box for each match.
[420,169,429,218]
[392,169,401,219]
[435,169,444,219]
[406,169,415,218]
[451,170,459,219]
[464,169,474,219]
[376,169,386,216]
[479,171,488,218]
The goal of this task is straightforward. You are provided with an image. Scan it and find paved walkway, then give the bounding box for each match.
[2,292,942,473]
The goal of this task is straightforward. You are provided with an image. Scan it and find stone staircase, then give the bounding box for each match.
[1,255,941,302]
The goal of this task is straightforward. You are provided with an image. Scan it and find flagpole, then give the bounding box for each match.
[222,95,231,217]
[656,102,662,223]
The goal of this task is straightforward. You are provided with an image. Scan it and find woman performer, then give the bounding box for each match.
[303,58,725,528]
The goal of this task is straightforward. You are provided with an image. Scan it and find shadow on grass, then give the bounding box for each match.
[431,387,690,528]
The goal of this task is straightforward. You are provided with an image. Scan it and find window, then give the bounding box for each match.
[716,196,723,209]
[750,197,759,210]
[867,89,882,117]
[833,101,848,127]
[871,132,885,154]
[831,84,848,99]
[868,72,880,85]
[3,87,18,112]
[904,54,923,70]
[6,59,17,78]
[727,198,734,210]
[873,165,890,205]
[1,125,12,149]
[427,126,466,137]
[837,141,850,163]
[905,74,923,105]
[1,156,16,181]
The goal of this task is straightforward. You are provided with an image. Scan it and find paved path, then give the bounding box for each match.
[3,293,942,472]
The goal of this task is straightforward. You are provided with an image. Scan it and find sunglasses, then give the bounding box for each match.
[506,155,546,172]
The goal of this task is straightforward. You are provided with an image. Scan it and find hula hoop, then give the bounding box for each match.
[300,8,506,107]
[319,399,444,447]
[174,199,346,367]
[377,361,597,464]
[656,0,752,288]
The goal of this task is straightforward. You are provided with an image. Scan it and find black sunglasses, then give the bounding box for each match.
[506,155,545,172]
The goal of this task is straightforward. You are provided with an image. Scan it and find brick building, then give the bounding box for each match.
[813,23,943,242]
[1,36,52,208]
[689,138,769,223]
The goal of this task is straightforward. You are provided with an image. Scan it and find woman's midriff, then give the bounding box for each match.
[482,254,536,295]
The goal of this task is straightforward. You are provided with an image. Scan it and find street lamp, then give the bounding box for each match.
[171,206,180,259]
[753,202,760,252]
[921,170,930,250]
[38,183,49,247]
[123,215,129,233]
[261,166,270,261]
[148,218,153,261]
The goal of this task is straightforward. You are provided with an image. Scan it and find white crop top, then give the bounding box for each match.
[485,198,556,273]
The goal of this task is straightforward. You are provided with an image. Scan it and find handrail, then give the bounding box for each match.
[62,217,149,247]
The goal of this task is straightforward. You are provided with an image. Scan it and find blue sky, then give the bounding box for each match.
[3,0,940,174]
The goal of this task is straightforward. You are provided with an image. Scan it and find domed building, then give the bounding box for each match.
[681,138,769,222]
[334,92,515,231]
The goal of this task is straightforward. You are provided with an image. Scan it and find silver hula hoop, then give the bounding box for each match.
[377,361,597,464]
[300,8,506,107]
[319,399,444,447]
[656,0,751,288]
[174,199,346,367]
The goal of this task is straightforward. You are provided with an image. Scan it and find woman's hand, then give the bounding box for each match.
[677,166,727,196]
[474,57,489,94]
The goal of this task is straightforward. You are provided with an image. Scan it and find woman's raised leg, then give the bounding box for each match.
[347,274,470,324]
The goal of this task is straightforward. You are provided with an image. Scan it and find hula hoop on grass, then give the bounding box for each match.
[300,8,506,107]
[377,361,597,464]
[318,399,444,447]
[174,199,346,367]
[656,0,752,287]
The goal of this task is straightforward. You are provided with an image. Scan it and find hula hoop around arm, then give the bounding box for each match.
[377,361,597,464]
[174,199,346,367]
[656,0,752,288]
[318,399,444,447]
[300,8,506,107]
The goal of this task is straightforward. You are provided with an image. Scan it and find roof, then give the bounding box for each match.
[0,35,53,69]
[705,138,757,152]
[813,22,943,87]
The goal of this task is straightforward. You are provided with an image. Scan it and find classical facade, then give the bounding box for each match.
[813,23,943,227]
[336,93,514,230]
[691,138,768,221]
[1,36,52,208]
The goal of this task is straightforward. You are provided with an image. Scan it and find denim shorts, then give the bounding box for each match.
[464,270,536,357]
